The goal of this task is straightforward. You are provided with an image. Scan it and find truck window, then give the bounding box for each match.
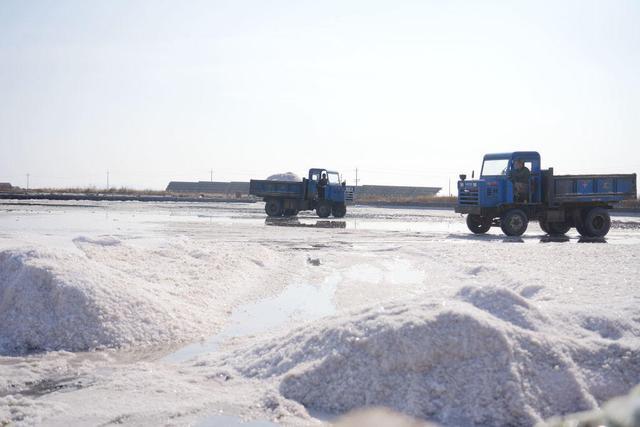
[328,172,340,184]
[482,159,509,176]
[311,173,319,181]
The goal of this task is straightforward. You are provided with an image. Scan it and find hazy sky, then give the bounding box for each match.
[1,0,639,192]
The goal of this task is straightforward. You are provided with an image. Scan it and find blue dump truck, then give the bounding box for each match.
[250,168,348,218]
[455,152,637,237]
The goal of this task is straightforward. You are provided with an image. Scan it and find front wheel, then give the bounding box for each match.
[466,214,491,234]
[582,207,611,237]
[332,203,347,218]
[501,209,528,236]
[316,203,332,218]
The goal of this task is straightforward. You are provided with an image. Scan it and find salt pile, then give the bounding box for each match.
[216,286,640,426]
[0,238,294,355]
[0,248,180,354]
[266,172,301,182]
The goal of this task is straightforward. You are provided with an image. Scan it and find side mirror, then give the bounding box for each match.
[342,181,346,187]
[459,174,467,181]
[472,170,475,179]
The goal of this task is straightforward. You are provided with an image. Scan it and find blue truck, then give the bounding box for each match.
[249,168,348,218]
[455,152,637,237]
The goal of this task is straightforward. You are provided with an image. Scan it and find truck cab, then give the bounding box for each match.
[307,168,345,204]
[459,151,541,208]
[456,151,637,237]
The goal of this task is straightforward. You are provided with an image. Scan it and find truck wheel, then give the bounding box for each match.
[573,209,589,236]
[538,220,550,234]
[332,203,347,218]
[546,221,571,235]
[265,200,283,217]
[316,203,331,218]
[500,209,528,236]
[583,207,611,237]
[466,215,491,234]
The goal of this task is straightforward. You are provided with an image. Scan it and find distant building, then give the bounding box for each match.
[165,180,440,199]
[166,181,250,196]
[0,183,12,192]
[356,185,440,198]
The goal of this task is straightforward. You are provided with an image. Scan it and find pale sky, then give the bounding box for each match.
[1,0,639,193]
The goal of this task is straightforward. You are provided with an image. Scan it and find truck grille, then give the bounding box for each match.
[344,186,355,203]
[459,189,479,205]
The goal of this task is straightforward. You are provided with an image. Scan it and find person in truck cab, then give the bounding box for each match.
[509,159,530,203]
[318,172,328,199]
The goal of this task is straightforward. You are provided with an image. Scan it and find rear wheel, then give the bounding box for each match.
[332,203,347,218]
[500,209,528,236]
[539,220,550,234]
[582,207,611,237]
[316,203,331,218]
[466,214,491,234]
[265,200,283,217]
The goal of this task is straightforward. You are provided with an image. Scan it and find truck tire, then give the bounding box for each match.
[573,209,589,236]
[582,207,611,237]
[332,203,347,218]
[316,203,331,218]
[546,221,571,235]
[538,220,550,234]
[500,209,528,236]
[265,200,283,217]
[466,214,491,234]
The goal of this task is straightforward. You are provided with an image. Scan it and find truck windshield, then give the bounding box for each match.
[482,159,509,176]
[328,172,340,184]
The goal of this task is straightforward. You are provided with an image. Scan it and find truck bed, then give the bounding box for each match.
[547,172,637,204]
[249,179,306,199]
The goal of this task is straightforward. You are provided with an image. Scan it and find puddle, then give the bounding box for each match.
[165,274,340,363]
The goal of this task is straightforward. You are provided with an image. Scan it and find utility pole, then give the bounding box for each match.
[26,173,30,191]
[448,177,451,197]
[107,170,110,190]
[210,169,213,182]
[355,168,359,187]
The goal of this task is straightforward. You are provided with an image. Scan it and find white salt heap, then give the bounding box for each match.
[214,286,640,426]
[266,172,301,182]
[0,237,298,355]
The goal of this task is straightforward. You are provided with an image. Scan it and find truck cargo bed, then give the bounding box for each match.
[549,173,636,204]
[249,179,306,199]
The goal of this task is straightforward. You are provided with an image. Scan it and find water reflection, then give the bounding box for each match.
[265,218,346,228]
[540,235,571,243]
[502,237,525,243]
[540,235,607,243]
[578,236,607,244]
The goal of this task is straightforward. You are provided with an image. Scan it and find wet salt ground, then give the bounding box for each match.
[1,201,639,247]
[1,201,640,425]
[1,200,639,361]
[166,274,340,363]
[1,201,639,363]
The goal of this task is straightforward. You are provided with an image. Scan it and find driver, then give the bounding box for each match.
[318,172,328,199]
[509,159,530,203]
